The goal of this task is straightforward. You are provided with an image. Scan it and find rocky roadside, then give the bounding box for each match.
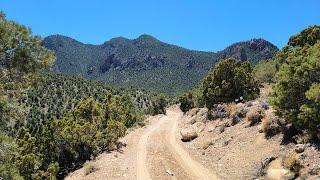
[177,86,320,180]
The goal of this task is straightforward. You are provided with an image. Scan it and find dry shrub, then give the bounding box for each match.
[225,103,237,117]
[246,107,264,126]
[283,151,302,175]
[262,116,271,133]
[262,114,281,137]
[294,130,312,144]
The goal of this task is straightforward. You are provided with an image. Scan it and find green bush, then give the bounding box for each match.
[271,26,320,135]
[0,12,55,74]
[253,59,277,83]
[202,58,259,109]
[288,25,320,47]
[179,93,194,113]
[0,132,23,179]
[151,95,167,115]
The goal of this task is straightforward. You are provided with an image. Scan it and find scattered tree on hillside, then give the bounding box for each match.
[253,59,277,84]
[271,28,320,135]
[152,95,167,115]
[202,58,259,109]
[179,93,194,113]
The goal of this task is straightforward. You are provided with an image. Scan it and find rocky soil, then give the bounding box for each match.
[65,85,320,180]
[177,85,320,179]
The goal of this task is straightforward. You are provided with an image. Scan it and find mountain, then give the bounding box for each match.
[216,38,279,64]
[42,35,278,95]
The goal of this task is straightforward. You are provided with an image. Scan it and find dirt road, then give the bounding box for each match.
[66,107,218,180]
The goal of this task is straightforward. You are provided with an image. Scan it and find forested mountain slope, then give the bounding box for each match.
[43,35,278,95]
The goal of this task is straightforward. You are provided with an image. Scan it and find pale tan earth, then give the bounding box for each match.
[64,84,320,180]
[177,103,283,179]
[65,86,286,180]
[65,107,218,180]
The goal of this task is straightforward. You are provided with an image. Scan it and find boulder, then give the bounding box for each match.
[230,115,241,126]
[295,144,305,153]
[180,127,198,142]
[192,122,205,133]
[207,124,216,133]
[197,108,208,117]
[186,108,200,117]
[116,139,127,149]
[186,116,196,125]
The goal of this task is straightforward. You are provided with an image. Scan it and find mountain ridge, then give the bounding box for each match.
[42,34,278,95]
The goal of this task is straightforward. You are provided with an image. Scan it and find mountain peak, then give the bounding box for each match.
[108,36,130,43]
[217,38,278,63]
[42,34,83,49]
[134,34,161,43]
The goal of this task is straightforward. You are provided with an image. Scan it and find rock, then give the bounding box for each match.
[116,139,127,149]
[235,96,244,103]
[295,144,305,153]
[258,125,264,133]
[256,156,276,177]
[180,127,198,142]
[187,108,200,117]
[193,122,205,133]
[298,153,306,160]
[245,101,253,107]
[223,137,233,146]
[218,125,225,133]
[208,125,216,133]
[197,108,208,117]
[187,116,196,124]
[230,115,241,126]
[262,156,276,168]
[166,170,174,176]
[197,115,207,123]
[283,171,296,180]
[260,101,269,110]
[309,167,320,175]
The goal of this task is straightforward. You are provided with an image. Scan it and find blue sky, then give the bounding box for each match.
[1,0,319,51]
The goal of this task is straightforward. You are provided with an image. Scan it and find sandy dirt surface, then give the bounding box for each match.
[65,107,218,180]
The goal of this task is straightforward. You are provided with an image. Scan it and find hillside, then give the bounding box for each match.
[22,73,158,130]
[42,35,278,95]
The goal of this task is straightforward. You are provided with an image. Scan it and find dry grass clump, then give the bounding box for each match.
[294,130,312,144]
[246,107,264,126]
[283,151,302,175]
[261,116,270,133]
[261,114,283,138]
[224,103,237,117]
[84,161,99,175]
